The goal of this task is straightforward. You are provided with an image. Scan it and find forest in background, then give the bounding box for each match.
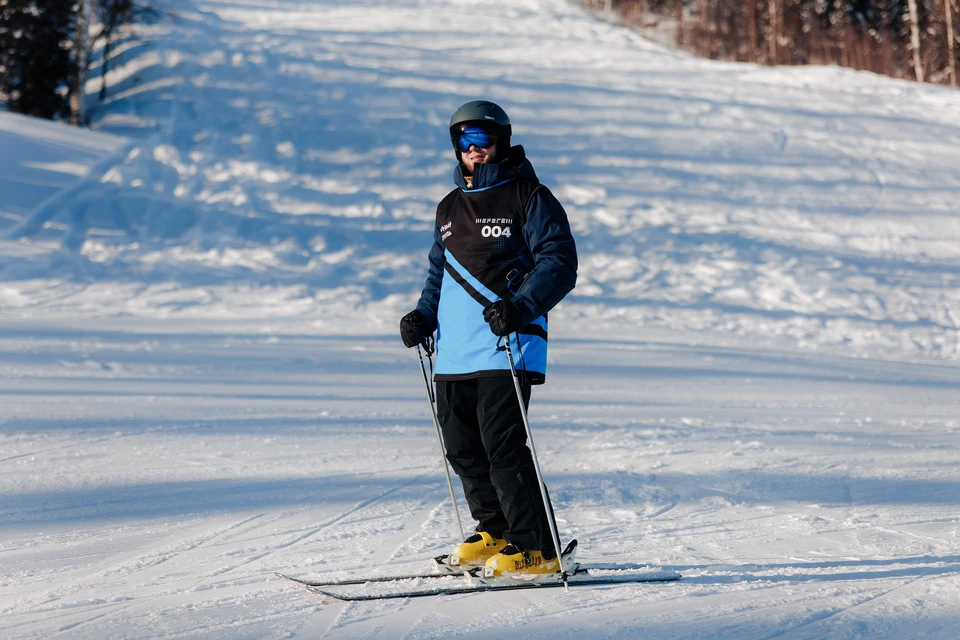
[2,0,957,127]
[585,0,959,86]
[0,0,156,122]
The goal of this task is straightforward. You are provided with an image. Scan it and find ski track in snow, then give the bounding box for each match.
[2,0,960,638]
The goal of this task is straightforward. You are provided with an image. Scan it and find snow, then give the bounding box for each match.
[2,0,960,637]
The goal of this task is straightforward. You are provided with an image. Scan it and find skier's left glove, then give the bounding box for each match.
[483,300,524,337]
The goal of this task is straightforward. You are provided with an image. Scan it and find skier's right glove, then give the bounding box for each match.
[399,310,430,348]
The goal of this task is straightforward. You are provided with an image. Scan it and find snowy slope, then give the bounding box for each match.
[2,0,960,638]
[0,111,126,221]
[0,112,128,293]
[2,0,959,358]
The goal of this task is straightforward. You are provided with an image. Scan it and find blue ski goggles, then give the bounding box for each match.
[454,126,498,152]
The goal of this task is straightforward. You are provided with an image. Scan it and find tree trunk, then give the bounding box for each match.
[100,36,112,100]
[70,0,92,125]
[675,0,685,48]
[906,0,924,81]
[946,0,957,87]
[768,0,779,64]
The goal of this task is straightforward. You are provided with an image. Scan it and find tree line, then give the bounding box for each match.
[0,0,156,124]
[586,0,959,86]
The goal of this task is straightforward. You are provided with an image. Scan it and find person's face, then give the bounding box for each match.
[456,125,497,174]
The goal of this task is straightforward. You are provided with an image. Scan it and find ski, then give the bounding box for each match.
[279,539,580,588]
[278,538,680,600]
[301,568,681,601]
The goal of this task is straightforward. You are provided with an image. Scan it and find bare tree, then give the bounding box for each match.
[906,0,925,81]
[745,0,758,63]
[70,0,93,124]
[767,0,779,64]
[91,1,160,102]
[588,0,959,87]
[96,0,135,100]
[946,0,957,86]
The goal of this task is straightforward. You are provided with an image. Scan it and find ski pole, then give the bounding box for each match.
[503,334,569,590]
[417,341,466,544]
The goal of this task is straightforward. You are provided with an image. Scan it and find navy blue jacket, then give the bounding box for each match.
[415,146,577,383]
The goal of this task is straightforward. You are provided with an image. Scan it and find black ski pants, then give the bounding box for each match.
[436,376,554,555]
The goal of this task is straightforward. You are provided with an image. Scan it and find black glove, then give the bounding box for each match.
[483,300,524,337]
[399,310,430,348]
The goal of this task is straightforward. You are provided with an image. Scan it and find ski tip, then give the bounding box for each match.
[277,572,313,586]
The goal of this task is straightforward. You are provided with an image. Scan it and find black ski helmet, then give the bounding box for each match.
[448,100,512,157]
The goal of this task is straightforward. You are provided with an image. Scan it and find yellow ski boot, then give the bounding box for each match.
[449,531,506,568]
[483,544,560,579]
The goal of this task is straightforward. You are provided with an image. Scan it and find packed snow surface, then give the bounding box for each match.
[2,0,960,637]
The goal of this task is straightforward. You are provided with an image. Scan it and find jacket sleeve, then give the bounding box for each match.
[414,225,445,333]
[511,187,578,322]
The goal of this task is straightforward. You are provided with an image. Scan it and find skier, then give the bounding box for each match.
[399,100,578,577]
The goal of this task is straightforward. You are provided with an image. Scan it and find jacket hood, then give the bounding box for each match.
[454,145,538,191]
